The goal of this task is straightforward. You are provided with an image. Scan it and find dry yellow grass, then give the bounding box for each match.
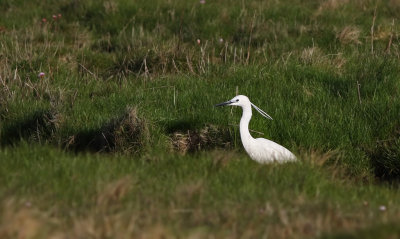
[170,124,230,154]
[337,26,362,45]
[97,176,132,207]
[0,184,399,239]
[0,199,56,239]
[315,0,349,16]
[300,47,325,65]
[299,47,346,73]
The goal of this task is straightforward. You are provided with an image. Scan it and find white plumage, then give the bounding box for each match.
[216,95,296,163]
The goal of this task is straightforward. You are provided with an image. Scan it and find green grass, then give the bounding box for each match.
[1,0,400,238]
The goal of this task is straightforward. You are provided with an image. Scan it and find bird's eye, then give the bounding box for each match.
[236,99,239,102]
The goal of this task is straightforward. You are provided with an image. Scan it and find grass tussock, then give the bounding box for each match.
[299,47,347,72]
[300,47,325,65]
[337,26,362,45]
[67,107,149,154]
[170,124,231,154]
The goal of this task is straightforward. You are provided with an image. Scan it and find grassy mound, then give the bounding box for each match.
[171,124,232,154]
[65,107,149,154]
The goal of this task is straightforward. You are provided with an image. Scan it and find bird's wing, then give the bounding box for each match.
[254,138,296,162]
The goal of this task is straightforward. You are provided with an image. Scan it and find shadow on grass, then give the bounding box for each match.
[0,109,59,146]
[368,140,400,183]
[321,223,400,239]
[0,107,232,155]
[65,107,148,154]
[366,127,400,183]
[0,107,148,155]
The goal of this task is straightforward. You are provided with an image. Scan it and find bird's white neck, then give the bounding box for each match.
[239,104,254,147]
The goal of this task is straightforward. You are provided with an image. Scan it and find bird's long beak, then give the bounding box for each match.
[215,100,232,107]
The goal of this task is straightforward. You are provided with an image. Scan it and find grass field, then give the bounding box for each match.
[1,0,400,238]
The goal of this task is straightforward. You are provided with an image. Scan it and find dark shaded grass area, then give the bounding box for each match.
[322,223,400,239]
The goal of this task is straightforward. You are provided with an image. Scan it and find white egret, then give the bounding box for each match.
[216,95,296,163]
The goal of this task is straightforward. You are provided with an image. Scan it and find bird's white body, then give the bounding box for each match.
[216,95,296,163]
